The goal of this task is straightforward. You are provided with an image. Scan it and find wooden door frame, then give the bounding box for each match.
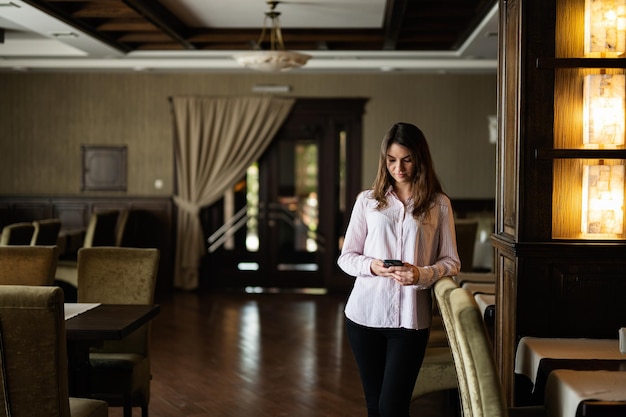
[200,98,367,292]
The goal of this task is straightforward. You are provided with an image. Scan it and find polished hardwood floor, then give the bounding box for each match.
[106,289,461,417]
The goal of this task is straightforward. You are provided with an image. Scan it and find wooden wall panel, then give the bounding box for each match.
[0,196,174,293]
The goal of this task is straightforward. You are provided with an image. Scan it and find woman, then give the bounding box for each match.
[337,122,460,417]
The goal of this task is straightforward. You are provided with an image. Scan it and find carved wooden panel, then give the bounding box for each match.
[81,145,127,191]
[9,201,52,223]
[552,263,626,338]
[499,0,521,239]
[53,202,89,231]
[500,249,518,404]
[513,247,626,338]
[0,196,173,293]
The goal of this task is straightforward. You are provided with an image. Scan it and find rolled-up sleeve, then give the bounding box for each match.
[414,195,460,288]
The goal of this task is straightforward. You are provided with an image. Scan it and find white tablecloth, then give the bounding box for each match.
[514,337,625,386]
[461,282,495,295]
[473,293,495,319]
[546,369,626,417]
[64,303,100,320]
[453,272,495,286]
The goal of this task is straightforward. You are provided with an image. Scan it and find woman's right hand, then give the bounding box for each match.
[370,259,389,276]
[373,259,418,286]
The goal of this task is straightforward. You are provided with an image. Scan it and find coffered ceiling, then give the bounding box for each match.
[0,0,499,73]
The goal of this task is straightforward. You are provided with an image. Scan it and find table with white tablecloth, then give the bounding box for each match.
[545,369,626,417]
[514,337,626,408]
[515,337,625,388]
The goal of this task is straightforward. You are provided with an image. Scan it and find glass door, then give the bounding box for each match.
[255,133,323,288]
[201,99,366,291]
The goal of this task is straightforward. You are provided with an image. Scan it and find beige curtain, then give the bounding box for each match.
[170,96,296,290]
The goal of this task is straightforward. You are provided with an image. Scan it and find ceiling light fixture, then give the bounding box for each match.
[233,1,311,72]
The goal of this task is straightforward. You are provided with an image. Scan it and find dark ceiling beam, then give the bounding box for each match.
[382,0,408,50]
[451,0,498,49]
[122,0,196,50]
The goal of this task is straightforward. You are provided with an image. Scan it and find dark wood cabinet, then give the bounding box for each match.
[495,0,626,404]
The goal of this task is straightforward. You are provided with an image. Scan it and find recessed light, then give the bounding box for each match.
[51,32,79,38]
[252,85,291,93]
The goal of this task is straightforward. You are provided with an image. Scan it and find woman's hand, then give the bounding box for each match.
[372,260,419,285]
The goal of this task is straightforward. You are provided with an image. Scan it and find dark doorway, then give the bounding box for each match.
[201,98,366,292]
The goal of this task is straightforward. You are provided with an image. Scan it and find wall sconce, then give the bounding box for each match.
[581,163,625,234]
[585,0,626,57]
[583,73,626,147]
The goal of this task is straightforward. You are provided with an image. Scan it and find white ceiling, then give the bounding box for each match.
[0,0,499,73]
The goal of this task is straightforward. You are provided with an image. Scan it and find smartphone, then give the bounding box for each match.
[383,259,403,267]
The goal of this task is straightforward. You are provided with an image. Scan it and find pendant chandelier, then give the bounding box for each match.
[233,1,311,72]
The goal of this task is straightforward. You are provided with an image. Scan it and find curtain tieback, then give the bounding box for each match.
[173,196,200,216]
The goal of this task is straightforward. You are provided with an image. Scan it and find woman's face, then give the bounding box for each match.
[386,142,415,185]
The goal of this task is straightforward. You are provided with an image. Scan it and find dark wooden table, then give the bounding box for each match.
[65,303,161,397]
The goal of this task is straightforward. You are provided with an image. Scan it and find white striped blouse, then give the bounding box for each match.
[337,188,460,330]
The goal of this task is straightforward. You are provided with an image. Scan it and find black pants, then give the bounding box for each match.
[346,318,429,417]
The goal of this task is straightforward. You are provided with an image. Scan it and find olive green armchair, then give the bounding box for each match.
[0,222,35,246]
[31,218,62,246]
[77,246,160,417]
[435,277,546,417]
[0,245,59,286]
[0,285,108,417]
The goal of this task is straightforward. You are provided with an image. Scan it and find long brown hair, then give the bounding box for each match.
[371,122,444,220]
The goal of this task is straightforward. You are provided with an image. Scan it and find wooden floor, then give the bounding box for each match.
[106,289,461,417]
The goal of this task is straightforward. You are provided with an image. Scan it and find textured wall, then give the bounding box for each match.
[0,72,496,199]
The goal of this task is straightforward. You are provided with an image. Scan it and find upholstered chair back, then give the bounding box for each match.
[454,219,479,272]
[449,287,508,417]
[83,211,120,248]
[56,210,122,291]
[0,285,108,417]
[0,245,59,286]
[31,218,62,246]
[435,278,546,417]
[77,246,159,417]
[0,285,71,417]
[114,209,129,247]
[77,247,158,303]
[78,246,159,354]
[433,277,472,416]
[0,222,36,246]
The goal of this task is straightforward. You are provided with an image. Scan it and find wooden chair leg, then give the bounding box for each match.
[123,395,132,417]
